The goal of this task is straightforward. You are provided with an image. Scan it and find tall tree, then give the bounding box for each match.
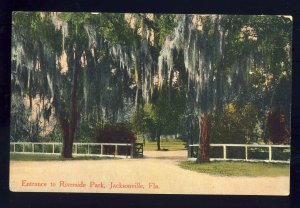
[11,13,292,160]
[54,12,139,157]
[12,12,138,157]
[155,14,292,162]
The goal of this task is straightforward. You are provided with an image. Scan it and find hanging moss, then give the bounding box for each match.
[11,13,292,148]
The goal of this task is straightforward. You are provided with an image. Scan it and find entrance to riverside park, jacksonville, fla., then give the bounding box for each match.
[10,12,291,195]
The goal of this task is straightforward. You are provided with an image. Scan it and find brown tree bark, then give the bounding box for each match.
[156,134,161,150]
[198,114,210,163]
[60,116,71,158]
[61,48,80,158]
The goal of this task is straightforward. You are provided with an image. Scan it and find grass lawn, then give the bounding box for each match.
[10,153,117,161]
[179,161,290,177]
[137,138,187,151]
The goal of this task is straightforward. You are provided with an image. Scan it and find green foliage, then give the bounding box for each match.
[98,13,136,46]
[75,121,97,142]
[131,103,157,136]
[43,124,64,142]
[250,16,292,77]
[155,14,177,48]
[153,86,187,134]
[10,93,43,142]
[60,12,136,46]
[210,103,260,144]
[11,13,291,148]
[132,85,187,137]
[13,12,62,55]
[221,15,292,76]
[221,15,252,66]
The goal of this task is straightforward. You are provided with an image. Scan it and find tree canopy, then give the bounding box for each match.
[11,13,292,157]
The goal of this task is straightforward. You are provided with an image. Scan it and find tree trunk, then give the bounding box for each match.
[61,117,71,158]
[61,47,80,158]
[198,114,210,163]
[133,49,142,109]
[156,132,161,150]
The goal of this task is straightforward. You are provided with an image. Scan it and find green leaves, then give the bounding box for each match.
[132,85,187,136]
[13,12,62,55]
[11,12,292,146]
[222,15,292,76]
[98,13,135,46]
[210,102,260,144]
[155,14,177,48]
[60,12,138,46]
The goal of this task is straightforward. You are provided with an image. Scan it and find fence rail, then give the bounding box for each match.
[188,144,290,163]
[10,142,143,158]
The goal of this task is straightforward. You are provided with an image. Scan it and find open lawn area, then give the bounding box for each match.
[137,138,187,151]
[179,161,290,177]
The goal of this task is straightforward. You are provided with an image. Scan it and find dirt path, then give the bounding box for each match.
[143,150,187,160]
[10,151,289,195]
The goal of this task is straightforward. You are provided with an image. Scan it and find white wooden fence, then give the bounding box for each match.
[10,142,135,158]
[188,144,290,163]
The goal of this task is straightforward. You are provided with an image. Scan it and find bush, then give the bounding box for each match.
[95,123,136,155]
[75,121,97,143]
[210,103,260,144]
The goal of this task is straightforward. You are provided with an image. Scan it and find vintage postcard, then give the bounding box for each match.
[9,12,292,195]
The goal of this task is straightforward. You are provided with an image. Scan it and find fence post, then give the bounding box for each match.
[75,144,77,154]
[23,143,25,152]
[131,142,134,158]
[269,145,272,161]
[245,145,248,161]
[52,144,55,154]
[87,144,90,155]
[14,143,16,153]
[32,143,34,153]
[188,144,192,158]
[115,145,118,156]
[223,145,227,160]
[101,144,103,155]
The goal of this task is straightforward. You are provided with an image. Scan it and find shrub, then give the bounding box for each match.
[95,123,136,155]
[210,103,260,144]
[75,121,97,143]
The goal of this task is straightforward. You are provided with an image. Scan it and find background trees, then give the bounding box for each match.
[220,15,292,145]
[11,13,292,159]
[132,85,187,150]
[11,12,62,141]
[210,103,259,144]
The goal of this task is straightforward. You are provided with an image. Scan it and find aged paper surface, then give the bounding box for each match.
[10,12,291,195]
[10,151,289,195]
